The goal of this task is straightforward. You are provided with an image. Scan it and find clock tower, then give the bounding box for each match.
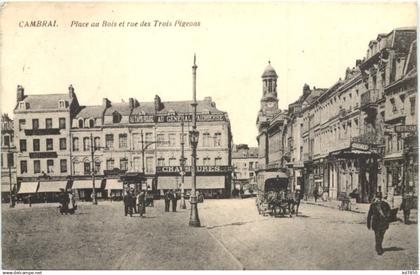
[260,61,279,116]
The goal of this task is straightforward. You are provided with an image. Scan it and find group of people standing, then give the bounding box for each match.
[123,188,146,217]
[163,190,180,212]
[59,189,77,215]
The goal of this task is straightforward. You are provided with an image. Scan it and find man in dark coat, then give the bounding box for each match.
[400,195,412,224]
[171,189,178,212]
[124,190,134,217]
[164,191,171,212]
[138,190,146,217]
[367,192,391,255]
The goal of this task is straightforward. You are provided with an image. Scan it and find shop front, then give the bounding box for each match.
[71,178,105,201]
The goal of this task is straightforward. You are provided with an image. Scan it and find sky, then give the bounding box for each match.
[0,2,417,147]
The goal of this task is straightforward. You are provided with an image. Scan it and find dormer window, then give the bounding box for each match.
[58,100,66,109]
[113,111,121,124]
[18,101,26,110]
[89,119,95,128]
[78,119,84,128]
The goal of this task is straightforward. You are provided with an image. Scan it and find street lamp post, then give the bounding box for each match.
[179,119,187,209]
[90,133,98,205]
[7,143,14,208]
[189,54,201,227]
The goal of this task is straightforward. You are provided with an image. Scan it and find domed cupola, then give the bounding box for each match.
[261,61,278,97]
[262,61,278,78]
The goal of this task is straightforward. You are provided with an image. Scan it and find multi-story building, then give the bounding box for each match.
[12,85,233,201]
[1,114,17,202]
[256,27,417,205]
[232,144,258,193]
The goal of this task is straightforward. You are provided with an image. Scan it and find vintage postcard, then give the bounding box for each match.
[0,1,418,271]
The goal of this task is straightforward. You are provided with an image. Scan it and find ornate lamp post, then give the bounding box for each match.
[189,54,200,227]
[179,119,187,209]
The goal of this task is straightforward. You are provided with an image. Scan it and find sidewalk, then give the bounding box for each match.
[301,199,370,214]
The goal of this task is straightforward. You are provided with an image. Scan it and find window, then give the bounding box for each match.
[6,152,14,167]
[78,119,84,128]
[20,139,27,152]
[89,119,94,128]
[83,137,90,151]
[146,157,153,173]
[113,112,121,123]
[95,160,101,173]
[32,119,39,130]
[94,137,100,150]
[20,160,27,174]
[3,135,10,147]
[106,134,114,148]
[410,97,416,115]
[47,159,54,173]
[215,157,222,166]
[157,158,165,167]
[133,133,141,150]
[18,101,26,110]
[390,98,397,113]
[203,157,211,166]
[45,118,53,129]
[19,119,25,131]
[60,159,67,173]
[59,138,66,150]
[59,100,66,109]
[214,133,222,147]
[59,118,66,129]
[106,159,114,170]
[72,137,79,151]
[202,133,210,147]
[46,139,53,151]
[249,162,253,169]
[169,134,176,146]
[169,157,176,166]
[34,160,41,174]
[119,134,127,148]
[133,157,141,171]
[157,134,165,146]
[84,162,91,175]
[145,133,153,143]
[33,139,40,151]
[120,158,128,171]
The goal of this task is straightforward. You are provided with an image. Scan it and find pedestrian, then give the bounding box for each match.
[367,192,391,255]
[171,189,178,212]
[164,190,171,212]
[400,195,412,224]
[124,190,134,217]
[59,189,69,215]
[313,188,319,203]
[68,191,76,214]
[138,190,146,217]
[28,194,32,207]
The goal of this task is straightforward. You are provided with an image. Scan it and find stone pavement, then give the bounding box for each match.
[302,198,370,213]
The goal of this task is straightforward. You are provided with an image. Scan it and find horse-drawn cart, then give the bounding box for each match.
[256,171,301,217]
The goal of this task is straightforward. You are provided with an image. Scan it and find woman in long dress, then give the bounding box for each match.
[68,191,76,214]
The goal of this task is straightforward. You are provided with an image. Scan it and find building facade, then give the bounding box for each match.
[256,27,418,205]
[232,144,258,193]
[1,114,17,202]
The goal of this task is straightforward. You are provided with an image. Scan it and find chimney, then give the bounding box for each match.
[356,59,362,67]
[17,85,24,102]
[129,98,134,109]
[154,95,161,112]
[303,83,310,95]
[102,98,111,108]
[68,84,75,98]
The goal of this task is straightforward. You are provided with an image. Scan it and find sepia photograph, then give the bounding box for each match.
[0,1,418,271]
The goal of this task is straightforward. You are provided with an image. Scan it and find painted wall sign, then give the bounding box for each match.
[129,113,226,124]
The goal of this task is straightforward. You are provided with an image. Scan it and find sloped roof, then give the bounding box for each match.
[17,93,72,110]
[104,102,132,116]
[262,62,278,78]
[75,105,104,119]
[130,99,224,115]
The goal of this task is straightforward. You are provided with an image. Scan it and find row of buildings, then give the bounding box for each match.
[256,27,417,207]
[1,77,234,201]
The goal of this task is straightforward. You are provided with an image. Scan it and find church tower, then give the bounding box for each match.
[260,61,279,116]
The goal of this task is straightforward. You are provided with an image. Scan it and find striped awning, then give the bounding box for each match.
[105,179,123,190]
[72,180,101,189]
[18,182,39,194]
[38,181,68,193]
[158,176,225,190]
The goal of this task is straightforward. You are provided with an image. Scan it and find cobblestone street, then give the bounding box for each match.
[2,198,418,270]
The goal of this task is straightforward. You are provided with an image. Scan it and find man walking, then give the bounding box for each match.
[367,192,391,255]
[171,189,178,212]
[138,189,146,217]
[164,190,171,212]
[124,189,134,217]
[400,195,412,224]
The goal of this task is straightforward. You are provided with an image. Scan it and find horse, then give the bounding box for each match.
[287,190,302,216]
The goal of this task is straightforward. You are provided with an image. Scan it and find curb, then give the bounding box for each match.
[302,201,367,214]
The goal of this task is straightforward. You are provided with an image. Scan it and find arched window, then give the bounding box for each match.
[78,119,84,128]
[89,119,94,128]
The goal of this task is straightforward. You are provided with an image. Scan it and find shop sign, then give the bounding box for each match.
[351,142,369,151]
[129,113,226,124]
[395,125,417,133]
[156,165,230,174]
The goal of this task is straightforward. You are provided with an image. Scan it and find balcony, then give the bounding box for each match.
[25,128,61,136]
[360,89,381,110]
[29,151,58,158]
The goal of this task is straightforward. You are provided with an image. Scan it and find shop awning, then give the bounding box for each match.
[105,179,123,190]
[72,180,101,189]
[18,181,39,194]
[158,176,225,190]
[38,181,68,193]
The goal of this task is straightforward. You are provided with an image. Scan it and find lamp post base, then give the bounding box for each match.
[180,195,187,209]
[189,196,201,227]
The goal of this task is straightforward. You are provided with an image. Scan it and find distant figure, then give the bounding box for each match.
[313,188,319,203]
[164,191,171,212]
[68,191,76,214]
[138,190,146,217]
[367,192,391,255]
[400,195,412,224]
[59,189,70,215]
[171,189,178,212]
[28,194,32,207]
[124,191,134,217]
[349,188,360,202]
